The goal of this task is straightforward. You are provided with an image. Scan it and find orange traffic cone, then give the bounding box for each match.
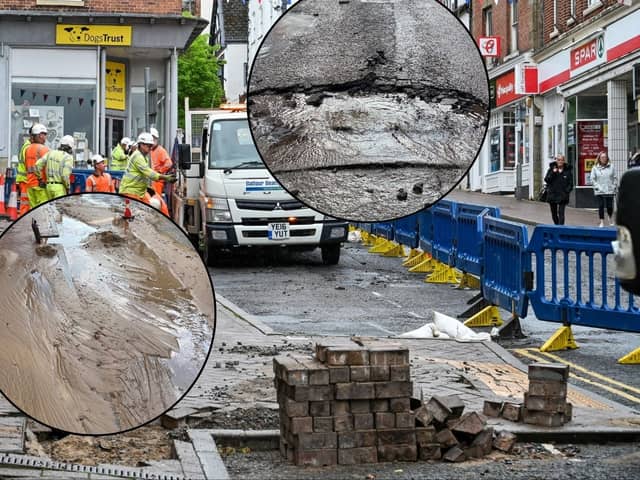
[18,184,30,217]
[0,175,6,216]
[123,198,132,220]
[7,182,18,221]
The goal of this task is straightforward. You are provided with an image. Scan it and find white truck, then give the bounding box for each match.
[171,104,348,266]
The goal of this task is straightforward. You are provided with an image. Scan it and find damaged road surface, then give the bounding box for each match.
[0,195,215,435]
[248,0,489,221]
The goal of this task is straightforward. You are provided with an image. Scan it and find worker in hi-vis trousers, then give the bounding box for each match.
[16,126,33,217]
[24,123,50,208]
[119,132,176,203]
[35,135,74,200]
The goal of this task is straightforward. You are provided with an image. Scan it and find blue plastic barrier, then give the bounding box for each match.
[455,204,500,276]
[358,223,373,233]
[372,222,394,240]
[70,168,124,193]
[394,214,419,248]
[417,208,433,254]
[430,200,458,265]
[2,169,16,210]
[527,226,640,332]
[482,216,530,318]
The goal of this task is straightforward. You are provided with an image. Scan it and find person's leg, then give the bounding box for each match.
[558,203,567,225]
[606,196,614,224]
[598,196,605,225]
[549,203,559,224]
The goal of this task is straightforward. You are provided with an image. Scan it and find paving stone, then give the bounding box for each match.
[415,405,434,426]
[522,408,570,427]
[527,380,568,398]
[377,444,417,462]
[502,402,523,422]
[273,356,308,386]
[389,365,411,382]
[295,448,337,467]
[493,430,517,452]
[309,401,331,417]
[350,400,371,413]
[467,427,494,458]
[368,346,410,366]
[528,363,569,382]
[395,412,414,428]
[375,381,412,399]
[371,399,389,412]
[336,382,376,400]
[313,416,334,433]
[389,397,411,413]
[290,416,313,434]
[435,428,458,448]
[283,398,309,417]
[326,347,370,366]
[338,446,378,465]
[350,366,371,382]
[418,443,442,460]
[332,400,350,415]
[524,393,570,413]
[451,411,486,436]
[437,394,465,419]
[377,429,416,446]
[329,366,350,384]
[442,445,466,462]
[300,358,330,385]
[425,396,451,423]
[353,413,375,430]
[370,365,390,381]
[334,414,354,432]
[483,399,503,418]
[375,412,395,430]
[296,432,338,450]
[415,425,437,445]
[338,430,377,449]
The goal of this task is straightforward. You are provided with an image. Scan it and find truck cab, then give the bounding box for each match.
[174,105,348,266]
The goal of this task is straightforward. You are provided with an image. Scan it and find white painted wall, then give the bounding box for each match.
[248,0,299,70]
[223,43,248,102]
[201,0,214,35]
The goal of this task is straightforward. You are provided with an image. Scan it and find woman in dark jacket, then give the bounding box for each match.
[544,154,573,225]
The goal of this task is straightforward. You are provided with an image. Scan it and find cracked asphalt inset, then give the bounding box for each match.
[248,0,489,222]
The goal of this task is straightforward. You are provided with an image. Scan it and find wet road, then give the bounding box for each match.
[211,241,640,412]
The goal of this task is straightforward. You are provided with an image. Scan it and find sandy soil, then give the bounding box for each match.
[0,195,215,435]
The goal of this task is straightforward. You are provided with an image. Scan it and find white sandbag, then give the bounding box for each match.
[398,322,450,339]
[399,311,491,342]
[347,229,361,243]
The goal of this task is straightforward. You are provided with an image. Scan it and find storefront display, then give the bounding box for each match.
[577,120,607,186]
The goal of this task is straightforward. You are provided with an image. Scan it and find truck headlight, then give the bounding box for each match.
[329,226,346,239]
[205,197,232,223]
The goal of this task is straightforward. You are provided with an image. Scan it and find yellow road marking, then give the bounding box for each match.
[513,348,640,405]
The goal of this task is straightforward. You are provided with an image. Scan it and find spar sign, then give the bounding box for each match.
[479,36,501,57]
[495,70,523,107]
[571,35,605,75]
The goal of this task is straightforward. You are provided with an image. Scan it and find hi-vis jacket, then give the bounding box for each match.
[35,149,73,191]
[119,150,160,199]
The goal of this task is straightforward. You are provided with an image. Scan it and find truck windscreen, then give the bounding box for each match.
[209,119,264,170]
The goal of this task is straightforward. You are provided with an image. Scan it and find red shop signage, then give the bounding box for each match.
[495,70,523,107]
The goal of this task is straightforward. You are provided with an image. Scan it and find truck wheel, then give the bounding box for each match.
[203,241,219,267]
[321,244,341,265]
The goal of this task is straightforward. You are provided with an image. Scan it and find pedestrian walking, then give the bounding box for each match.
[85,154,116,193]
[119,132,176,203]
[24,123,50,208]
[544,154,573,225]
[34,135,74,200]
[589,151,617,227]
[110,137,131,171]
[149,127,173,197]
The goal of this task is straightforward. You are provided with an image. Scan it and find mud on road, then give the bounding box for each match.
[0,195,215,435]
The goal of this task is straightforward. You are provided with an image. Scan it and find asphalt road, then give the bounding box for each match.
[210,241,640,412]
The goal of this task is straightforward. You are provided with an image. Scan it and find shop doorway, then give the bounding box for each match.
[106,117,125,157]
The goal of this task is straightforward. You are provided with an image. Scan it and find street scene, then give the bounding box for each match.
[0,194,215,435]
[1,0,640,478]
[248,0,488,222]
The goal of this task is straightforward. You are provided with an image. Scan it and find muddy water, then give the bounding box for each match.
[0,197,214,434]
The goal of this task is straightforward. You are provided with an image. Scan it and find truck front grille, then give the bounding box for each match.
[241,216,316,226]
[235,199,304,211]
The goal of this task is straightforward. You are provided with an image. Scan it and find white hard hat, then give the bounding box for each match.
[60,135,75,149]
[150,127,159,139]
[120,136,132,147]
[150,196,162,210]
[32,123,48,135]
[137,132,154,145]
[91,154,105,164]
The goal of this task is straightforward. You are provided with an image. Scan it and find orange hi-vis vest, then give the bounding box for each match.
[24,143,49,188]
[86,173,115,193]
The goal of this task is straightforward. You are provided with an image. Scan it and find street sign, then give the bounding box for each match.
[478,36,501,57]
[515,64,539,94]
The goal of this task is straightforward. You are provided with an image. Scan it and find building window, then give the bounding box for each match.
[503,111,516,169]
[483,8,493,36]
[510,0,519,53]
[36,0,84,5]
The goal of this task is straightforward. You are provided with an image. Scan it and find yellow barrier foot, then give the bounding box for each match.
[402,249,423,267]
[463,305,503,327]
[361,231,373,245]
[369,238,392,253]
[618,347,640,364]
[457,273,481,290]
[539,325,578,352]
[348,224,357,232]
[381,243,405,257]
[425,265,462,285]
[408,255,436,273]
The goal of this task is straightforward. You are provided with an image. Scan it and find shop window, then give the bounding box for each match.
[10,81,95,167]
[577,95,607,120]
[489,127,500,173]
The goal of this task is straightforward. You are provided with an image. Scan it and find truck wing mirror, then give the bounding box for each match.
[177,144,192,171]
[614,169,640,294]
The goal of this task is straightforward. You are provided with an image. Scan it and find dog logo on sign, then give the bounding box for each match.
[63,26,90,42]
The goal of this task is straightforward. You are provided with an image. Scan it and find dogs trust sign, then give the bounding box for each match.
[56,25,132,46]
[106,60,126,111]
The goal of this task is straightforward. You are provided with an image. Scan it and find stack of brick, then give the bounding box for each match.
[483,362,572,428]
[273,341,414,466]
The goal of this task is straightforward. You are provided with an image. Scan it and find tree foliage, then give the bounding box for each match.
[178,35,225,128]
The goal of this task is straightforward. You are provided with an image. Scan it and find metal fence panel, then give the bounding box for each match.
[394,214,419,248]
[527,225,640,332]
[455,204,500,276]
[482,216,530,318]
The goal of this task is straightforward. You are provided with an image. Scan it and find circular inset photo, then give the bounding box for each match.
[248,0,489,222]
[0,193,215,435]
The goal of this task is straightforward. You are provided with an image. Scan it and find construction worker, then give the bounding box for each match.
[146,187,169,217]
[119,132,176,202]
[24,123,50,208]
[86,154,115,193]
[110,137,131,171]
[16,127,33,216]
[35,135,74,200]
[149,127,173,196]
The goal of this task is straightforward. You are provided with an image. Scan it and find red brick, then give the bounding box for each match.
[313,416,334,433]
[335,382,375,400]
[350,366,371,382]
[338,446,378,465]
[377,444,417,462]
[338,430,377,449]
[389,365,411,381]
[371,399,389,412]
[334,414,354,432]
[375,381,412,399]
[350,400,370,413]
[369,347,409,366]
[273,356,308,386]
[395,412,414,428]
[295,449,337,466]
[353,413,374,430]
[299,358,330,385]
[370,365,390,381]
[309,401,331,417]
[328,366,350,384]
[389,397,411,412]
[377,429,416,446]
[375,412,395,429]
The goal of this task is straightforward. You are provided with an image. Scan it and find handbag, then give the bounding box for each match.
[538,185,548,202]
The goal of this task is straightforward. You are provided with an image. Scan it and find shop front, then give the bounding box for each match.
[536,8,640,208]
[0,12,206,170]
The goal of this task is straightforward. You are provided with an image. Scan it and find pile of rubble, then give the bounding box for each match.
[484,363,572,427]
[273,341,517,466]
